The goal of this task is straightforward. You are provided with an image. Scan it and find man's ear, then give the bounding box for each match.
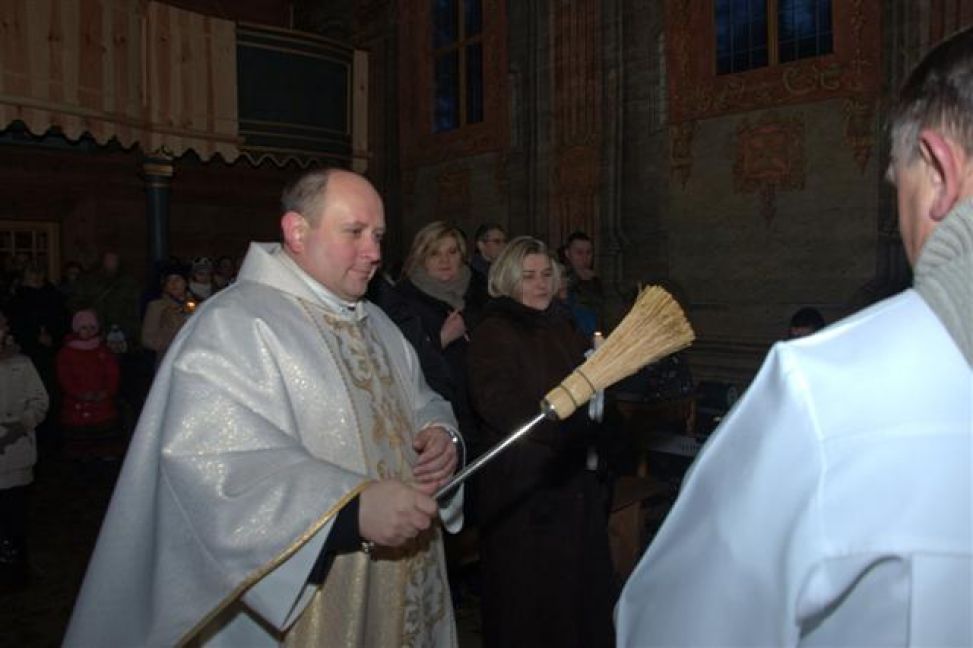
[280,211,308,253]
[918,129,962,222]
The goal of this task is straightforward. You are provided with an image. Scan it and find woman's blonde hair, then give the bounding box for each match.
[402,221,468,278]
[488,235,561,299]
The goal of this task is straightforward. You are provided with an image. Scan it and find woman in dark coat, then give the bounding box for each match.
[467,236,614,648]
[392,221,487,456]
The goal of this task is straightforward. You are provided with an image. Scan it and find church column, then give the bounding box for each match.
[142,151,174,275]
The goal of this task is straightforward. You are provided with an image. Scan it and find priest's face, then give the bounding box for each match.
[286,171,385,301]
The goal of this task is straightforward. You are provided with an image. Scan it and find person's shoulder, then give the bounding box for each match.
[782,290,936,368]
[0,352,34,370]
[144,297,167,312]
[393,276,418,295]
[394,277,437,307]
[770,289,964,437]
[470,299,522,336]
[181,280,294,339]
[363,300,399,331]
[203,278,285,310]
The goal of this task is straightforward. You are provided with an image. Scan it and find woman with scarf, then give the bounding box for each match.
[56,310,121,461]
[394,221,487,455]
[392,221,487,608]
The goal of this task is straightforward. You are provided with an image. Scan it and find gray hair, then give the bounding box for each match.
[280,168,337,226]
[488,235,561,299]
[890,27,973,164]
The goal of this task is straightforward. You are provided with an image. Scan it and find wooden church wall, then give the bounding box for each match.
[0,140,289,282]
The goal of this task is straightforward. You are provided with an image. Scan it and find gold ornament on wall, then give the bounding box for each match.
[435,167,472,219]
[669,121,696,187]
[844,97,876,173]
[733,112,805,223]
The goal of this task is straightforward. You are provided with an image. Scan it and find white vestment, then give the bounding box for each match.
[65,243,463,647]
[616,288,972,646]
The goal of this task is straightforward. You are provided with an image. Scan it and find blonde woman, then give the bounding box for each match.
[394,221,487,452]
[467,236,614,648]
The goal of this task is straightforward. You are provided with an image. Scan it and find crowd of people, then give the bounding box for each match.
[1,26,971,647]
[0,249,243,593]
[45,167,626,646]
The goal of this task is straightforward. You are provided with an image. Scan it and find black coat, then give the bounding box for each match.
[7,283,67,390]
[467,296,614,648]
[389,271,487,454]
[367,274,455,402]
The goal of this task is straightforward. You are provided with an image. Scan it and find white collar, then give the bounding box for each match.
[273,248,367,321]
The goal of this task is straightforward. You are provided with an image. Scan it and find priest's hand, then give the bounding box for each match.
[359,480,439,547]
[412,426,458,489]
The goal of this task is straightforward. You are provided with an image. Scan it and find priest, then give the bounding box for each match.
[65,169,465,646]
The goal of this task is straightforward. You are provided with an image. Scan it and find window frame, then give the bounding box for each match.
[0,220,61,282]
[398,0,508,167]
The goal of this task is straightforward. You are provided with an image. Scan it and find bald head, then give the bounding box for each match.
[279,169,385,301]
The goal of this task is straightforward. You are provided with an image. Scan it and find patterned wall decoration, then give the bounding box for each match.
[666,0,881,180]
[844,97,876,173]
[548,0,602,250]
[435,166,472,219]
[733,112,805,223]
[669,121,696,187]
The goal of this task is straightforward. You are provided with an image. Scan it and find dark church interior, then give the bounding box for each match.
[0,0,970,645]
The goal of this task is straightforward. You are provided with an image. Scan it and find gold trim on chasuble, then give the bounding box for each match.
[178,484,370,646]
[283,303,452,647]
